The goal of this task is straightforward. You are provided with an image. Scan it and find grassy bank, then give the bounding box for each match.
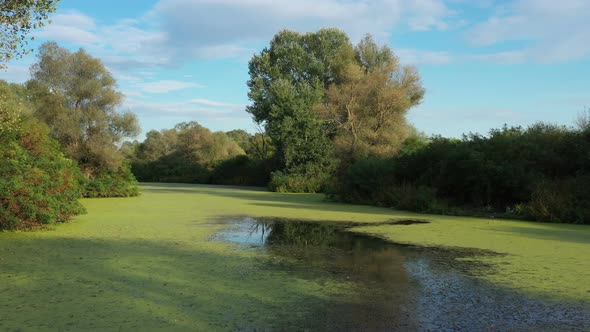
[0,183,588,330]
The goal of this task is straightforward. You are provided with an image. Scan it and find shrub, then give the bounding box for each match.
[526,177,590,224]
[83,162,140,198]
[268,167,329,193]
[0,119,85,230]
[332,123,590,224]
[210,155,272,186]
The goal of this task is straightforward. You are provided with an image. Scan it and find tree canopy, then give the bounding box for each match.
[27,42,140,176]
[0,0,58,68]
[318,35,424,162]
[247,29,424,191]
[247,28,356,191]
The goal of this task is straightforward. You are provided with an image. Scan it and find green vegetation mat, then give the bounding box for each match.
[1,183,588,330]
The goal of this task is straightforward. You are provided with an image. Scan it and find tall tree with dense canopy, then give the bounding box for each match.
[0,0,58,68]
[247,28,355,192]
[27,42,140,197]
[318,35,424,162]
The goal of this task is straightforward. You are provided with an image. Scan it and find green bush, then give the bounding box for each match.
[83,162,140,198]
[268,168,328,193]
[132,152,212,184]
[333,123,590,224]
[0,119,85,230]
[525,177,590,224]
[210,155,272,186]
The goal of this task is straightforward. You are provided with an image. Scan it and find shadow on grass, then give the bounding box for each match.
[140,183,408,218]
[0,236,382,331]
[487,224,590,244]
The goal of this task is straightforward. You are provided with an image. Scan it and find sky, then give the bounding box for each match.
[1,0,589,138]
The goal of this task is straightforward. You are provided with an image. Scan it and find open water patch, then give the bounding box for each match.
[210,216,590,331]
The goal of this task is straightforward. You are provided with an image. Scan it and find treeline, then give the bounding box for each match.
[334,123,590,224]
[1,42,140,230]
[124,124,276,186]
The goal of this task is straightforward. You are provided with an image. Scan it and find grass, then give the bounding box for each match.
[1,183,589,330]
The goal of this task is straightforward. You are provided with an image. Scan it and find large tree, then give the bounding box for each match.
[27,42,140,177]
[247,28,355,191]
[0,0,58,68]
[318,35,424,162]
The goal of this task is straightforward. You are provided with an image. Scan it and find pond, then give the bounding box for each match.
[212,216,590,331]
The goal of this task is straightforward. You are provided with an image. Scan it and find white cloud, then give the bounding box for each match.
[124,98,248,119]
[189,99,245,108]
[25,0,458,72]
[396,48,454,65]
[149,0,454,61]
[466,0,590,63]
[33,10,101,45]
[466,51,527,64]
[136,80,206,93]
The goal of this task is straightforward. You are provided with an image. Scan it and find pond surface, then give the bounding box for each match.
[212,216,590,331]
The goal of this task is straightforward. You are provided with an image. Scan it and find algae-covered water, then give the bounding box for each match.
[212,216,590,331]
[1,183,589,331]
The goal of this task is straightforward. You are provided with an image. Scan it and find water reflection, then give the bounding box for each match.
[212,217,590,331]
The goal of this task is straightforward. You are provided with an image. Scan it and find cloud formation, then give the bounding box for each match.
[29,1,454,71]
[136,80,205,93]
[124,98,247,119]
[149,0,453,60]
[466,0,590,63]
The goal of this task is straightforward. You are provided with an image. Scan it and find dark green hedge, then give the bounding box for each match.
[333,124,590,224]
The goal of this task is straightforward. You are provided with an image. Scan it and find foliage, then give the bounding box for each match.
[210,155,274,187]
[0,115,85,230]
[247,29,354,191]
[0,81,23,135]
[130,121,245,184]
[83,162,140,198]
[268,165,330,193]
[526,176,590,224]
[26,42,140,197]
[334,123,590,224]
[318,35,424,163]
[225,129,251,151]
[247,30,422,192]
[0,0,58,68]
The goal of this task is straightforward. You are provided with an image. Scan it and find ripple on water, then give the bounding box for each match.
[211,216,590,331]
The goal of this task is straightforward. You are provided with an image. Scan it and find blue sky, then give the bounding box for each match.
[1,0,589,138]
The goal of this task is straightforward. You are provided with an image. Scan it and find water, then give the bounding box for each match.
[212,216,590,331]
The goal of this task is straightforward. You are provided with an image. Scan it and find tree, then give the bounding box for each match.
[0,0,58,68]
[136,129,179,162]
[0,81,23,135]
[246,28,355,192]
[27,42,140,177]
[226,129,251,151]
[174,121,244,164]
[317,35,424,162]
[246,126,274,161]
[130,121,245,184]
